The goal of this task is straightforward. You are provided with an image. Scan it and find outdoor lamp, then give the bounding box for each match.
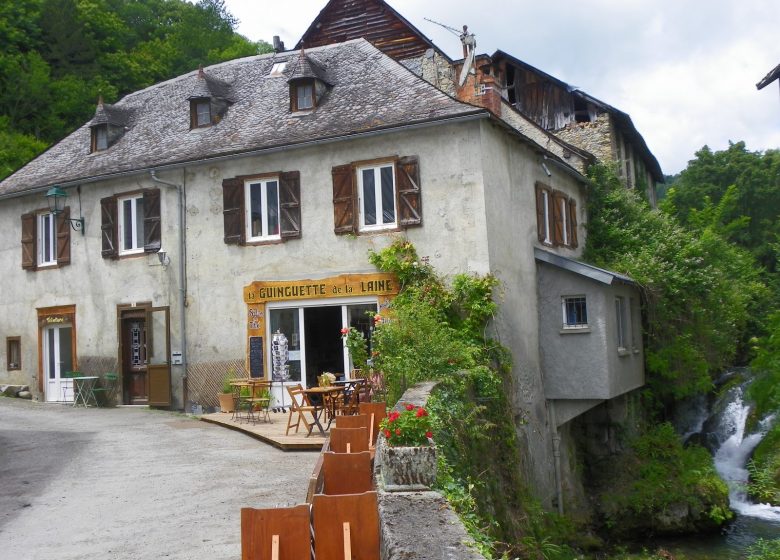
[45,186,85,234]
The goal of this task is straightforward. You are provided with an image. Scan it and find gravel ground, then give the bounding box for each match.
[0,397,318,559]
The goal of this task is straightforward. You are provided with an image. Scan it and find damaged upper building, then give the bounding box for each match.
[298,0,663,205]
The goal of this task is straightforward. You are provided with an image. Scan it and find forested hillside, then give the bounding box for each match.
[0,0,271,179]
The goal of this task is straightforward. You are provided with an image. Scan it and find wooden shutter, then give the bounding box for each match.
[332,164,356,234]
[222,177,245,245]
[143,188,162,253]
[568,199,578,248]
[279,171,302,239]
[535,184,546,242]
[552,192,565,246]
[101,196,118,259]
[396,156,422,227]
[21,213,36,270]
[56,207,71,266]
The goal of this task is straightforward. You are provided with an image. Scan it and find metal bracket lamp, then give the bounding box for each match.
[45,186,85,234]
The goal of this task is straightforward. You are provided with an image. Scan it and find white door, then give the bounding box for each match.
[44,325,73,402]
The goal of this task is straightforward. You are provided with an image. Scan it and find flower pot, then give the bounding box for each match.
[218,392,234,413]
[377,434,437,491]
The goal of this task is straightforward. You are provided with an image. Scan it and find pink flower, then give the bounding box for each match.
[373,315,382,323]
[340,328,349,335]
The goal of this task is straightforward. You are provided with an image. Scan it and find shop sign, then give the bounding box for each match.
[244,273,399,304]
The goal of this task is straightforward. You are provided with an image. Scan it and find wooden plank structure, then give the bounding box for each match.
[312,492,380,560]
[329,426,369,454]
[200,412,324,451]
[322,451,373,495]
[297,0,447,62]
[241,504,311,560]
[358,402,386,446]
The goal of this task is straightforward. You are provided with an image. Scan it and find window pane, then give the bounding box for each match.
[297,84,313,110]
[47,329,55,379]
[564,297,587,327]
[267,181,279,236]
[135,198,144,249]
[59,327,73,374]
[269,308,302,382]
[42,214,54,263]
[196,101,210,126]
[380,165,395,223]
[96,127,108,150]
[362,169,376,225]
[123,199,133,250]
[250,183,263,237]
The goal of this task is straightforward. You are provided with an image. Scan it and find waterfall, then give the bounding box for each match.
[707,382,780,521]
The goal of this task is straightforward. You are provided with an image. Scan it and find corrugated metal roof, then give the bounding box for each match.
[534,248,636,286]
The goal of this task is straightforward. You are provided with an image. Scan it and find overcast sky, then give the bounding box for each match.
[222,0,780,176]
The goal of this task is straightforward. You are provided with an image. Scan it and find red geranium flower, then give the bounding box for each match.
[425,431,433,439]
[388,411,400,422]
[340,327,349,335]
[405,403,414,411]
[395,428,401,436]
[373,314,382,323]
[416,407,428,417]
[384,429,391,438]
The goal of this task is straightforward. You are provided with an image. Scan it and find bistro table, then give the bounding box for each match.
[333,378,367,414]
[72,376,99,407]
[302,386,345,435]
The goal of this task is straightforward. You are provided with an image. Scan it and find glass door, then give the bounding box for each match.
[343,303,378,378]
[269,307,304,409]
[44,325,73,402]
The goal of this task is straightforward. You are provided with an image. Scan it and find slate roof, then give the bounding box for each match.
[187,67,233,100]
[286,50,330,85]
[0,39,485,196]
[89,100,133,127]
[534,248,636,286]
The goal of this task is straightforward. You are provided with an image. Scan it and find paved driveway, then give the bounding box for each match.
[0,398,318,559]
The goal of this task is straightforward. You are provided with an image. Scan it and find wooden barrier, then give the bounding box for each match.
[322,451,373,495]
[312,491,380,560]
[358,402,386,446]
[329,427,369,454]
[241,504,311,560]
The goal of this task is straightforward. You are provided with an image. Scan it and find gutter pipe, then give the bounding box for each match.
[150,169,188,411]
[549,400,564,515]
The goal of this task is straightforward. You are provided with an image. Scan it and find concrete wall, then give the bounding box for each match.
[478,119,586,505]
[536,262,644,401]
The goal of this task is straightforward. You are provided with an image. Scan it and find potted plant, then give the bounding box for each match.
[341,326,369,375]
[377,403,437,491]
[217,371,236,413]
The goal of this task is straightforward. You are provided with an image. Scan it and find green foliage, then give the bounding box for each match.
[585,163,767,404]
[594,423,732,536]
[341,326,370,373]
[747,539,780,560]
[747,422,780,505]
[0,117,48,179]
[0,0,272,179]
[748,311,780,418]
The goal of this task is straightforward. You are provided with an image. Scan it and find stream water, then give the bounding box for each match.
[656,373,780,558]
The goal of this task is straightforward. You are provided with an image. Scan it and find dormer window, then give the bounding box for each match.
[191,98,212,128]
[293,80,315,111]
[92,125,108,152]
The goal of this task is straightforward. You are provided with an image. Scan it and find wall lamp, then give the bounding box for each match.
[46,186,85,234]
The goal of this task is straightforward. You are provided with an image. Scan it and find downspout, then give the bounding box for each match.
[150,169,188,410]
[549,400,564,515]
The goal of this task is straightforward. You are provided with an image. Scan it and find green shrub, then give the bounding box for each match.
[747,539,780,560]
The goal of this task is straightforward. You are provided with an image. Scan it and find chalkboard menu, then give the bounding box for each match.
[249,336,263,378]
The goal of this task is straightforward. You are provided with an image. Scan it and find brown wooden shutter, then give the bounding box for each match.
[332,164,356,234]
[222,177,244,245]
[143,188,162,253]
[56,207,71,266]
[395,156,422,227]
[569,199,578,248]
[279,171,302,239]
[552,192,565,246]
[535,184,546,242]
[101,196,118,259]
[21,213,36,270]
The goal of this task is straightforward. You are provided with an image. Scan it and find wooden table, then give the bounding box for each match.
[302,386,345,435]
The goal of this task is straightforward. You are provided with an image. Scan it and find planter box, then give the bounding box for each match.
[377,434,437,491]
[218,393,234,413]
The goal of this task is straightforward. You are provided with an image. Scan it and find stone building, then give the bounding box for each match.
[0,5,648,511]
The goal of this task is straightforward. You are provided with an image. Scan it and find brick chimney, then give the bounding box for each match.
[455,56,502,117]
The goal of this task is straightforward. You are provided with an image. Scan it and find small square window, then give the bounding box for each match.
[7,337,21,370]
[562,296,587,329]
[269,62,287,76]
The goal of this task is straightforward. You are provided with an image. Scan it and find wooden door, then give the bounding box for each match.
[122,316,148,404]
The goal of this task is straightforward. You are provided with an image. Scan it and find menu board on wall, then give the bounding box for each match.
[249,336,263,378]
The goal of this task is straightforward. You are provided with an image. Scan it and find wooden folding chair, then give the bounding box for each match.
[329,427,369,454]
[241,504,311,560]
[285,384,318,435]
[358,402,387,446]
[312,492,380,560]
[322,451,373,495]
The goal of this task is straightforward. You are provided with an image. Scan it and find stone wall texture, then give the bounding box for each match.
[554,113,615,164]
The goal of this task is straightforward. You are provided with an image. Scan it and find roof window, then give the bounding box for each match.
[286,49,330,113]
[88,96,132,153]
[187,67,233,129]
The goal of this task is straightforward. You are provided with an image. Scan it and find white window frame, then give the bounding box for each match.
[244,177,281,242]
[37,211,56,266]
[117,194,145,255]
[560,197,569,246]
[357,162,397,232]
[542,190,551,244]
[195,100,211,127]
[296,83,314,110]
[561,295,588,329]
